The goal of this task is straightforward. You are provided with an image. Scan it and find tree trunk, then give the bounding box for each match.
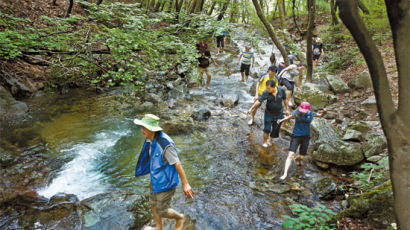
[251,0,289,66]
[292,0,303,35]
[97,0,103,5]
[305,0,315,83]
[160,1,166,11]
[329,0,338,25]
[52,0,58,5]
[217,0,229,21]
[65,0,74,17]
[278,0,286,30]
[167,0,174,12]
[357,0,369,14]
[208,1,216,15]
[154,0,162,12]
[336,0,410,228]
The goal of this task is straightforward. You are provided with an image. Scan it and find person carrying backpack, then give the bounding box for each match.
[312,37,324,67]
[197,50,218,89]
[214,28,227,54]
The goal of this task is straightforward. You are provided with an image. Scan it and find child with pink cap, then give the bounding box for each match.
[277,102,327,180]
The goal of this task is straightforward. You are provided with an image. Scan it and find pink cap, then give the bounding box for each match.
[299,102,310,113]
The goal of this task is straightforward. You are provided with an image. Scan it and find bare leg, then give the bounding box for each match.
[217,47,220,54]
[280,151,296,180]
[297,74,303,88]
[286,89,293,107]
[263,132,269,147]
[205,72,211,89]
[161,208,184,230]
[199,71,203,89]
[241,72,245,81]
[248,106,257,125]
[148,205,163,230]
[296,155,304,166]
[245,74,249,82]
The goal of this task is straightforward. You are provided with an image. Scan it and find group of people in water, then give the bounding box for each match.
[136,33,326,230]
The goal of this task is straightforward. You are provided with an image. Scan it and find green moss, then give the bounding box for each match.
[333,181,394,228]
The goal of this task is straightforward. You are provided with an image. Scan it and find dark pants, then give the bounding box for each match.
[263,112,284,138]
[289,135,310,155]
[240,63,251,76]
[216,35,225,48]
[279,77,295,92]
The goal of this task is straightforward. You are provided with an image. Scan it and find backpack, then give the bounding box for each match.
[313,47,321,55]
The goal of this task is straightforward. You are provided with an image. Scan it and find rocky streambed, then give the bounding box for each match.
[0,29,393,229]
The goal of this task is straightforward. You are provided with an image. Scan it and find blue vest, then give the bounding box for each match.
[135,132,179,193]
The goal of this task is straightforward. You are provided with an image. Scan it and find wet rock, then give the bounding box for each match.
[342,129,362,142]
[81,191,151,230]
[168,84,189,100]
[0,85,28,120]
[313,140,364,166]
[325,74,349,94]
[0,151,16,168]
[140,101,155,110]
[294,84,336,108]
[311,118,341,149]
[348,71,372,89]
[166,98,179,109]
[162,116,198,135]
[187,81,198,88]
[220,93,239,108]
[363,131,387,158]
[0,192,82,230]
[249,181,291,194]
[146,93,161,104]
[249,81,257,96]
[191,105,211,121]
[334,181,394,228]
[313,177,338,200]
[361,96,376,107]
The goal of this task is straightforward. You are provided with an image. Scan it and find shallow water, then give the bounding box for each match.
[0,31,340,229]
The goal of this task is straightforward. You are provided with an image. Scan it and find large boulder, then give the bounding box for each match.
[312,74,331,92]
[294,84,337,108]
[313,140,364,166]
[334,181,394,228]
[81,192,151,230]
[363,131,387,158]
[342,129,363,142]
[325,74,349,94]
[311,118,341,149]
[348,71,372,89]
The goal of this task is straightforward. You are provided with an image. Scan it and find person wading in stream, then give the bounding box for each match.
[248,65,278,126]
[238,45,255,83]
[247,79,289,148]
[277,102,327,180]
[134,114,194,230]
[198,50,218,90]
[277,62,306,108]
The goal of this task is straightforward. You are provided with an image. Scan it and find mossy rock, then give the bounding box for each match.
[333,181,394,228]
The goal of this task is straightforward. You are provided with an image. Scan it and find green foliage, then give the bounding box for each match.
[360,0,391,44]
[1,2,231,91]
[282,203,336,230]
[352,157,390,192]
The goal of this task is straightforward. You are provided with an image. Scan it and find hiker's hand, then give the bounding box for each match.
[253,95,258,102]
[277,119,282,124]
[183,184,194,199]
[323,108,328,113]
[285,109,290,116]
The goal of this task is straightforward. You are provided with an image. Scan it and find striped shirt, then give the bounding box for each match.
[241,51,254,65]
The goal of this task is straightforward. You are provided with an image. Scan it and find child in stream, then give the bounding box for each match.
[277,102,327,180]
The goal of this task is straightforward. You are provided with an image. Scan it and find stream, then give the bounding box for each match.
[0,31,341,230]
